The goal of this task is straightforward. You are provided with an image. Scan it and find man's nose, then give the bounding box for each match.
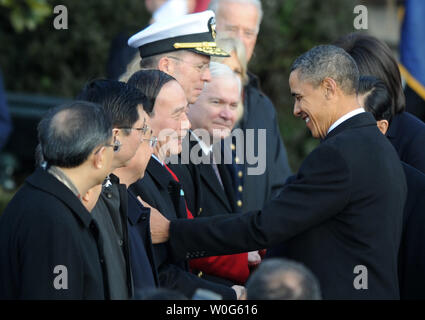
[201,67,211,82]
[293,103,301,117]
[220,106,233,121]
[181,113,191,131]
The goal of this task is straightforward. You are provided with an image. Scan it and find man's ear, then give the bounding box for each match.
[321,77,337,100]
[158,56,173,73]
[93,146,106,169]
[376,119,389,135]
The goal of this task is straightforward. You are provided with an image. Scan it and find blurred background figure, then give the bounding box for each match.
[0,70,13,191]
[0,70,12,151]
[245,258,321,300]
[209,0,292,213]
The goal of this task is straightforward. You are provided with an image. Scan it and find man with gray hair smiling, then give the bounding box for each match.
[150,45,407,299]
[0,101,115,299]
[208,0,292,214]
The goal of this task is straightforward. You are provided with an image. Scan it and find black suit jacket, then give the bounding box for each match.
[129,157,236,299]
[0,168,106,299]
[168,133,237,218]
[387,111,425,174]
[234,73,292,212]
[168,112,407,299]
[398,162,425,299]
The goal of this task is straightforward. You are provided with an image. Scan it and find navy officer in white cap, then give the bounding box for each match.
[128,10,229,104]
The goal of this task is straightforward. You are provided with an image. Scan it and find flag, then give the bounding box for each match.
[400,0,425,101]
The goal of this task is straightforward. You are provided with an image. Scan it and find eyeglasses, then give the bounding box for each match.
[118,118,150,136]
[95,141,120,154]
[143,136,158,148]
[167,56,210,73]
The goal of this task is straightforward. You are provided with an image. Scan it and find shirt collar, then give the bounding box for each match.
[151,154,164,166]
[327,108,365,135]
[191,130,213,156]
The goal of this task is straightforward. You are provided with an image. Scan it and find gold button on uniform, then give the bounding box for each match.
[237,200,243,207]
[231,143,236,151]
[238,171,243,178]
[235,157,240,164]
[199,207,203,214]
[238,185,243,192]
[198,271,203,278]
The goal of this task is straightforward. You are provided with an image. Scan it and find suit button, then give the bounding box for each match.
[100,258,105,264]
[118,239,123,246]
[141,216,147,221]
[106,193,112,199]
[238,185,243,192]
[238,171,243,178]
[237,200,243,207]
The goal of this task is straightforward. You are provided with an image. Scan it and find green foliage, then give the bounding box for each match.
[0,0,51,32]
[0,0,358,171]
[0,0,150,96]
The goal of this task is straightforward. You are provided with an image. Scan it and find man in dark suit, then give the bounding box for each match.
[169,62,259,285]
[150,45,407,299]
[0,101,115,299]
[210,0,292,212]
[127,69,240,299]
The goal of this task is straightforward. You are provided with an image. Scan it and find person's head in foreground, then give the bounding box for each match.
[245,258,322,300]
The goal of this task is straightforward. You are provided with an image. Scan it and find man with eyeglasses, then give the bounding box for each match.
[128,10,229,105]
[77,79,158,299]
[209,0,292,214]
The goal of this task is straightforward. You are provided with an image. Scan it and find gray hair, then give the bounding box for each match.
[212,36,248,85]
[208,61,242,95]
[290,45,359,95]
[246,258,322,300]
[209,0,263,31]
[38,101,112,168]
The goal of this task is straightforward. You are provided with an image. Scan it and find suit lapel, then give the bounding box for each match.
[198,161,233,212]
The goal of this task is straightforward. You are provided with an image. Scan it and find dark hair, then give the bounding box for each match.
[77,79,150,134]
[290,45,359,95]
[246,258,322,300]
[358,75,393,123]
[334,32,405,114]
[38,101,112,168]
[127,69,176,115]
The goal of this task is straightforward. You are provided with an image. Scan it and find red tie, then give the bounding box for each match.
[164,164,194,219]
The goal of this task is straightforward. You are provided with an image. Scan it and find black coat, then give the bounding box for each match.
[167,112,407,299]
[398,162,425,299]
[387,111,425,174]
[168,133,237,218]
[0,168,107,299]
[129,157,236,299]
[233,73,292,212]
[126,190,159,298]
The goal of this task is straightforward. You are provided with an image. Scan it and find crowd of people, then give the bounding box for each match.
[1,0,425,300]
